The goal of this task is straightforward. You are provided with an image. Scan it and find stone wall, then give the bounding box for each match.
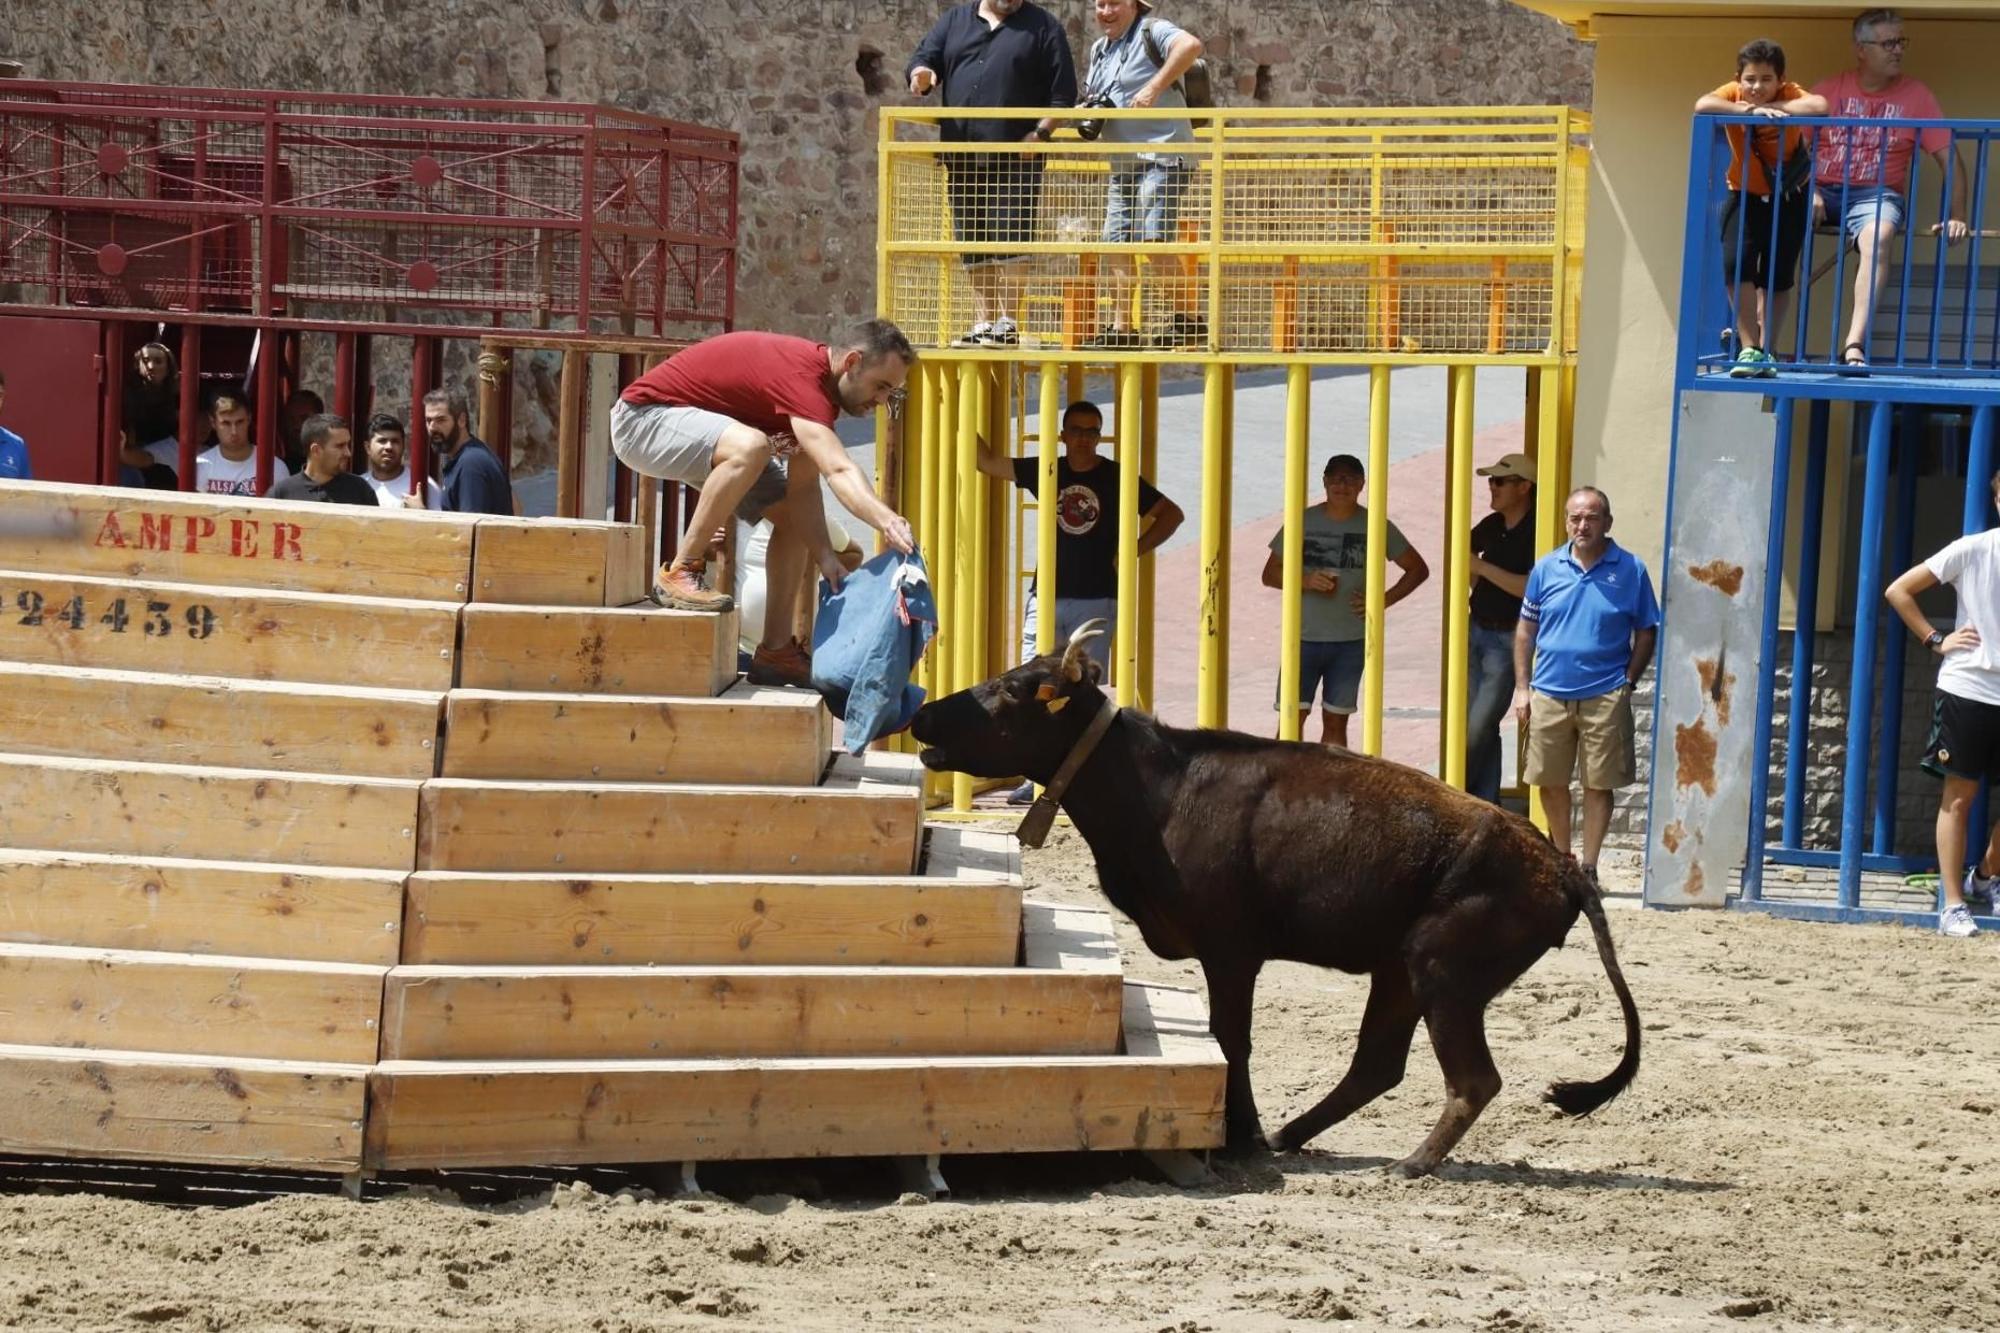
[6,0,1591,337]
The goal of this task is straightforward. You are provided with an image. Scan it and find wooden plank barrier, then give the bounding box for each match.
[0,569,461,691]
[0,1044,369,1172]
[0,663,442,779]
[380,902,1117,1061]
[469,516,643,606]
[0,480,474,600]
[0,851,403,965]
[439,682,826,785]
[401,827,1022,968]
[363,981,1226,1169]
[457,603,736,697]
[0,943,386,1064]
[0,754,422,870]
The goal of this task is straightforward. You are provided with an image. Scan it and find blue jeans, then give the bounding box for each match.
[1103,160,1192,244]
[1465,623,1517,804]
[1021,591,1118,681]
[1832,185,1906,245]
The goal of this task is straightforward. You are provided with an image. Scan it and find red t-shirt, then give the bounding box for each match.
[1810,70,1948,194]
[622,332,838,445]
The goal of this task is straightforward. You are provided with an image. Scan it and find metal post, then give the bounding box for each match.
[1838,401,1895,908]
[176,324,201,487]
[1872,410,1919,854]
[1139,363,1160,713]
[1037,364,1061,658]
[100,321,128,486]
[1965,406,1996,853]
[409,336,436,495]
[1744,399,1795,903]
[1197,363,1228,729]
[1782,401,1830,847]
[254,327,280,494]
[952,361,979,810]
[1116,362,1142,708]
[1218,369,1234,725]
[1361,364,1390,757]
[1277,363,1310,742]
[557,349,586,519]
[332,331,357,424]
[1442,365,1476,788]
[1528,364,1564,830]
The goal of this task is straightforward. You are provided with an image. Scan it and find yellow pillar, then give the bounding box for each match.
[1528,362,1565,831]
[1277,363,1310,742]
[1361,364,1391,757]
[1066,364,1085,405]
[926,362,958,808]
[1037,364,1061,657]
[1218,368,1234,729]
[1115,363,1142,706]
[952,360,981,811]
[1197,362,1228,729]
[1441,365,1476,789]
[984,366,1009,681]
[1139,363,1160,713]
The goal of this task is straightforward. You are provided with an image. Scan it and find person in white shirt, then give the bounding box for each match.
[360,412,443,510]
[193,393,288,496]
[1886,473,2000,938]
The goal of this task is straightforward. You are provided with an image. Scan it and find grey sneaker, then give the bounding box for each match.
[1966,867,1998,909]
[1939,903,1980,938]
[977,317,1020,346]
[1006,780,1036,806]
[953,321,994,348]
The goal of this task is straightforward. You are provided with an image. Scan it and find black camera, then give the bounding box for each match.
[1075,93,1116,143]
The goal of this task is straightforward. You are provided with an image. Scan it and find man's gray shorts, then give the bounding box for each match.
[610,399,789,523]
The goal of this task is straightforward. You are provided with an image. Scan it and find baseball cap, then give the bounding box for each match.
[1476,452,1537,482]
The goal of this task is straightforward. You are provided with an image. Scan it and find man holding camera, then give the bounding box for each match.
[907,0,1077,348]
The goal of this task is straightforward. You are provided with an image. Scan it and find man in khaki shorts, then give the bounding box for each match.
[1511,487,1659,886]
[610,320,917,687]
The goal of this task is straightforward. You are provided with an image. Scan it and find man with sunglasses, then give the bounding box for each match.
[1512,487,1659,888]
[1812,8,1968,370]
[1464,453,1537,805]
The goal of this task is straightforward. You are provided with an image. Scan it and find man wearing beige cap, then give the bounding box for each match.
[1465,452,1537,803]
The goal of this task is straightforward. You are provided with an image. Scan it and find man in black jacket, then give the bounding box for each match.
[908,0,1076,348]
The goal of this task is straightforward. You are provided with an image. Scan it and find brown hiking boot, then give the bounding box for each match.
[653,560,733,613]
[747,637,813,688]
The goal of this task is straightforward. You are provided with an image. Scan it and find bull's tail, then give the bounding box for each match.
[1542,869,1642,1117]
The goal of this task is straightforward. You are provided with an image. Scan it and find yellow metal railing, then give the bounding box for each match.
[878,106,1589,362]
[877,108,1590,818]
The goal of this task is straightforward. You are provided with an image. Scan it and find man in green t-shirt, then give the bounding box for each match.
[1262,452,1430,747]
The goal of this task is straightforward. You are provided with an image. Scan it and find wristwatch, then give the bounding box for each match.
[1031,124,1053,141]
[1926,629,1947,652]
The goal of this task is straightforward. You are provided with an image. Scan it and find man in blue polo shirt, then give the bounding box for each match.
[0,370,31,480]
[1511,486,1659,885]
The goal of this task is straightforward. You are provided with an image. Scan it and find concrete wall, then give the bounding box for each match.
[1570,13,2000,575]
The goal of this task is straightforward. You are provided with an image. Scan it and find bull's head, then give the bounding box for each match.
[911,619,1109,782]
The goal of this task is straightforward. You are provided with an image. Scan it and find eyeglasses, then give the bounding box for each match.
[1486,476,1526,487]
[1867,37,1908,51]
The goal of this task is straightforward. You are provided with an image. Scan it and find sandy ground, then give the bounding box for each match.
[3,834,1998,1333]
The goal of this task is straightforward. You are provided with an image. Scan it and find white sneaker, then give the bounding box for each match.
[953,321,994,348]
[1966,867,1998,909]
[1939,903,1980,938]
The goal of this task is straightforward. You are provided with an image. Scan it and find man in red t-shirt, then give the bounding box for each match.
[1811,8,1968,369]
[611,320,916,686]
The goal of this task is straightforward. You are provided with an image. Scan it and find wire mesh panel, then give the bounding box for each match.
[878,106,1583,363]
[0,81,739,340]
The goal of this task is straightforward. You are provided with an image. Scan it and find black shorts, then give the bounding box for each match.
[1718,185,1811,294]
[1921,690,2000,784]
[944,153,1045,266]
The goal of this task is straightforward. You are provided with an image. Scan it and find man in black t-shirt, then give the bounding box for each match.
[1465,452,1538,804]
[976,397,1181,800]
[907,0,1077,347]
[266,414,379,507]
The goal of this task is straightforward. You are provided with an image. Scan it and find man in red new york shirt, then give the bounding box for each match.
[1812,7,1969,369]
[611,320,917,687]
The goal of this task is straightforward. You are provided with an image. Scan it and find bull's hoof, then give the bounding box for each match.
[1219,1127,1271,1159]
[1387,1154,1438,1179]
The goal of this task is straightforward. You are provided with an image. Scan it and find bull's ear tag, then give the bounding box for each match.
[1036,681,1071,713]
[1045,694,1071,714]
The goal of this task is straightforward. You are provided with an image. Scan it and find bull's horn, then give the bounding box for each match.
[1060,618,1109,681]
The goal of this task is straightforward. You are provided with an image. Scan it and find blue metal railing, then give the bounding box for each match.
[1678,114,2000,387]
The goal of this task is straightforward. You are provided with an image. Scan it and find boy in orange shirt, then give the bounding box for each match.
[1695,39,1827,377]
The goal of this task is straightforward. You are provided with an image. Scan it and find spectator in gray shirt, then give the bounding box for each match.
[1080,0,1205,350]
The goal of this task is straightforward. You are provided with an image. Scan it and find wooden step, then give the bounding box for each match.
[469,516,644,606]
[457,602,735,697]
[439,680,828,785]
[0,568,460,691]
[0,850,403,965]
[0,1043,368,1172]
[416,751,924,876]
[363,981,1226,1169]
[0,942,385,1064]
[0,479,474,599]
[0,662,442,778]
[380,901,1115,1061]
[0,754,421,870]
[401,825,1022,967]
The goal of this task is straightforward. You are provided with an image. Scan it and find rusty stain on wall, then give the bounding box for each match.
[1688,561,1745,597]
[1660,820,1686,854]
[1683,862,1706,899]
[1675,719,1717,797]
[1695,657,1737,728]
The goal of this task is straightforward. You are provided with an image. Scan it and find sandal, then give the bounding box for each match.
[1841,342,1870,374]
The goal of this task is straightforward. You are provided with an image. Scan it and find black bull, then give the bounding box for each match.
[909,626,1640,1175]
